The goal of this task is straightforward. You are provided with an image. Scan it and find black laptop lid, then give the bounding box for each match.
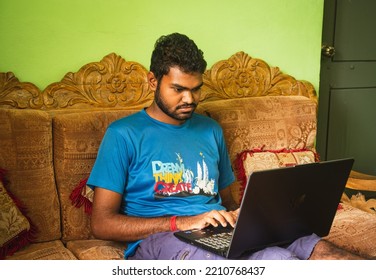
[227,158,354,259]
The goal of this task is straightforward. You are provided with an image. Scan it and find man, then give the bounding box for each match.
[88,33,363,260]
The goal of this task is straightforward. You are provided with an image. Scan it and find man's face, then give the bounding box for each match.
[152,66,203,125]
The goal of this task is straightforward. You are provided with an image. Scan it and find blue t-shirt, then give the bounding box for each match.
[87,109,235,256]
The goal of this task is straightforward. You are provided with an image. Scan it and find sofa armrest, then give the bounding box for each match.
[341,170,376,214]
[347,170,376,191]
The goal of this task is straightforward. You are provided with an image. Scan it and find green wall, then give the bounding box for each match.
[0,0,324,91]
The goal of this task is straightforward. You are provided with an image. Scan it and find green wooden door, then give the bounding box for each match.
[317,0,376,175]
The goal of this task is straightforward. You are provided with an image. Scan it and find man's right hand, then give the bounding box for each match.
[176,208,239,231]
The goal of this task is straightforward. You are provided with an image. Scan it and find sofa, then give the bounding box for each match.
[1,51,375,260]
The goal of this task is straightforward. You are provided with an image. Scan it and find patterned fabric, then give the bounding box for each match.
[235,148,318,203]
[0,109,60,242]
[324,203,376,258]
[5,240,77,260]
[52,109,139,242]
[197,96,317,202]
[0,180,31,259]
[66,239,126,260]
[197,96,317,155]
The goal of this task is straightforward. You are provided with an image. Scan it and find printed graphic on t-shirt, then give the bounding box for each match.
[152,153,216,199]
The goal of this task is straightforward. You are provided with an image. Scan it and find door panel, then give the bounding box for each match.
[334,0,376,61]
[329,62,376,88]
[327,88,376,175]
[317,0,376,175]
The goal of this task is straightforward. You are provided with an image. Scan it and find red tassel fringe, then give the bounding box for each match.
[0,168,38,259]
[69,177,92,215]
[0,229,35,259]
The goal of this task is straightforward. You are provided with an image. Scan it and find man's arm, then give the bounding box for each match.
[91,186,239,242]
[91,187,171,241]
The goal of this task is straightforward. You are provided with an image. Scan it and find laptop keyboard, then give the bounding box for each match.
[196,232,233,250]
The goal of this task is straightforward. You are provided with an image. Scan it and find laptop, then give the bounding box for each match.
[174,158,354,259]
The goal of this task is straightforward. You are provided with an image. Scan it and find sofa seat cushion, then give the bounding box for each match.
[66,239,126,260]
[53,110,139,242]
[0,109,61,242]
[5,240,77,260]
[324,203,376,259]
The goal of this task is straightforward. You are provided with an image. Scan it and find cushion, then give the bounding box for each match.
[53,109,139,242]
[324,203,376,258]
[235,148,318,203]
[5,240,77,260]
[0,171,35,259]
[0,109,60,242]
[66,239,126,260]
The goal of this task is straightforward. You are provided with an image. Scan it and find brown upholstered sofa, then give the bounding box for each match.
[1,52,375,260]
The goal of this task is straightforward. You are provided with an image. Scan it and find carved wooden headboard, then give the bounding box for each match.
[0,51,317,110]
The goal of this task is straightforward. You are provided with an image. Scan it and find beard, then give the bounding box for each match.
[154,85,197,122]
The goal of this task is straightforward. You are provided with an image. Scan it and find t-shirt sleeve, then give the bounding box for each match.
[87,127,129,194]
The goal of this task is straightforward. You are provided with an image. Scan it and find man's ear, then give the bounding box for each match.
[147,72,158,91]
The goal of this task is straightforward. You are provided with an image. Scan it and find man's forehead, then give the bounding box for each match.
[163,67,203,88]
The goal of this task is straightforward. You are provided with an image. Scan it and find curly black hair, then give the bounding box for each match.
[150,33,207,82]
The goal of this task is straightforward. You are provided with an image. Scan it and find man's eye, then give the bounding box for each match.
[174,87,184,93]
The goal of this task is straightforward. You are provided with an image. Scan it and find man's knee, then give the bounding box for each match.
[247,247,299,260]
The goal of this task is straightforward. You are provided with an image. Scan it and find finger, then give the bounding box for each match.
[230,208,240,220]
[220,210,237,227]
[202,210,225,227]
[208,210,235,228]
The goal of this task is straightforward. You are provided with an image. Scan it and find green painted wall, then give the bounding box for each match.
[0,0,324,91]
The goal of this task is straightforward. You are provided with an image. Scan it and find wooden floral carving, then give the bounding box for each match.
[43,53,154,109]
[0,51,317,110]
[201,51,317,103]
[0,72,43,109]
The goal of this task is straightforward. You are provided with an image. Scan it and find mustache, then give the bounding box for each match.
[176,103,197,110]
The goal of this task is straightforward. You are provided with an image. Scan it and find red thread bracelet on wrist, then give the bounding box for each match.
[170,216,177,231]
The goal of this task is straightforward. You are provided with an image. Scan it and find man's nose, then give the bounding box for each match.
[182,90,194,103]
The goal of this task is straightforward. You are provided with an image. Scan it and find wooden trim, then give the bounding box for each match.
[0,51,317,110]
[201,51,317,104]
[0,72,43,109]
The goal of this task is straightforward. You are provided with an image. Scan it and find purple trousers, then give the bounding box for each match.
[128,232,320,260]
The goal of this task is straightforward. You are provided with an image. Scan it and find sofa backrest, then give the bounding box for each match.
[0,109,61,242]
[197,96,317,201]
[52,109,139,241]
